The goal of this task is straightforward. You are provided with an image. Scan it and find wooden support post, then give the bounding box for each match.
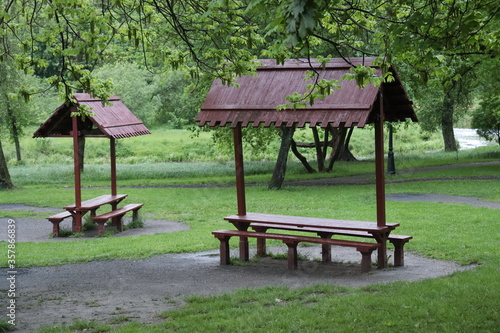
[110,137,117,197]
[233,124,249,261]
[233,124,246,216]
[71,110,82,233]
[375,91,388,268]
[110,137,119,226]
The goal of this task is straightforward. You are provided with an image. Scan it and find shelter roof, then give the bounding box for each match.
[33,93,151,139]
[197,57,417,128]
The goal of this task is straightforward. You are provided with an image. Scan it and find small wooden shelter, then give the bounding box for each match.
[197,57,417,266]
[33,93,150,232]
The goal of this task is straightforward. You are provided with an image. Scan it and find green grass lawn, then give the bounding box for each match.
[0,133,499,332]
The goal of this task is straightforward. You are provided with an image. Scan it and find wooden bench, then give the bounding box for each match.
[212,229,380,273]
[92,203,143,234]
[47,211,73,237]
[224,212,400,268]
[250,223,413,266]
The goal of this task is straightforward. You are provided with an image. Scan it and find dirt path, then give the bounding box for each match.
[2,241,475,332]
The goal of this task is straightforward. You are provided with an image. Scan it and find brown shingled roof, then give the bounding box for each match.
[33,93,151,139]
[197,57,417,128]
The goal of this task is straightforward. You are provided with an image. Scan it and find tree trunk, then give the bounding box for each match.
[322,125,330,162]
[269,126,295,190]
[291,139,316,173]
[441,94,457,152]
[327,127,348,170]
[7,105,21,161]
[311,126,325,171]
[0,138,14,189]
[12,122,21,162]
[339,127,357,161]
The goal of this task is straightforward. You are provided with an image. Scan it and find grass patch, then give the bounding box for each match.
[0,319,15,332]
[124,212,144,230]
[54,228,73,238]
[39,319,111,333]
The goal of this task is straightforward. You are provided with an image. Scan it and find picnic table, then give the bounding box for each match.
[213,212,409,272]
[48,194,128,235]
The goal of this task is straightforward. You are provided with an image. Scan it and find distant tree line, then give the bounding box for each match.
[0,0,498,189]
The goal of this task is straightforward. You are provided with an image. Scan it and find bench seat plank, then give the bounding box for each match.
[48,211,72,222]
[92,203,143,234]
[212,229,379,272]
[47,211,74,237]
[250,222,412,266]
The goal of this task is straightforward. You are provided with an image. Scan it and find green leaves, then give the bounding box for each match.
[277,70,341,110]
[342,64,392,88]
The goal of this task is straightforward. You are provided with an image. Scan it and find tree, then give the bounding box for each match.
[471,96,500,145]
[0,138,13,189]
[1,0,498,189]
[93,62,161,126]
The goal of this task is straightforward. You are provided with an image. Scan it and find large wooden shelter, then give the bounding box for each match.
[34,93,150,233]
[197,57,417,267]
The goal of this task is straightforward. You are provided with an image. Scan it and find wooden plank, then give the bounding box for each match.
[212,229,379,272]
[224,212,398,232]
[48,211,72,221]
[93,203,143,221]
[64,194,127,210]
[213,229,379,250]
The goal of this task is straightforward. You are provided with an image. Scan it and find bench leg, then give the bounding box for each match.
[359,250,373,273]
[216,236,232,265]
[132,209,140,222]
[115,215,124,232]
[390,239,408,267]
[50,221,61,237]
[256,238,266,256]
[96,220,107,235]
[284,241,299,270]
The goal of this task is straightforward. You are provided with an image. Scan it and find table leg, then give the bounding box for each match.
[232,222,250,261]
[252,226,269,256]
[317,232,333,262]
[239,236,249,261]
[373,232,389,268]
[284,241,299,270]
[72,211,85,234]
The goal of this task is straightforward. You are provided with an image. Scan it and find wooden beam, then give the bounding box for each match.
[71,108,83,233]
[110,137,117,196]
[375,92,386,227]
[233,124,246,216]
[71,109,82,209]
[375,91,388,268]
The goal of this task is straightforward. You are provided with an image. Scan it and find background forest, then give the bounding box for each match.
[0,0,499,188]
